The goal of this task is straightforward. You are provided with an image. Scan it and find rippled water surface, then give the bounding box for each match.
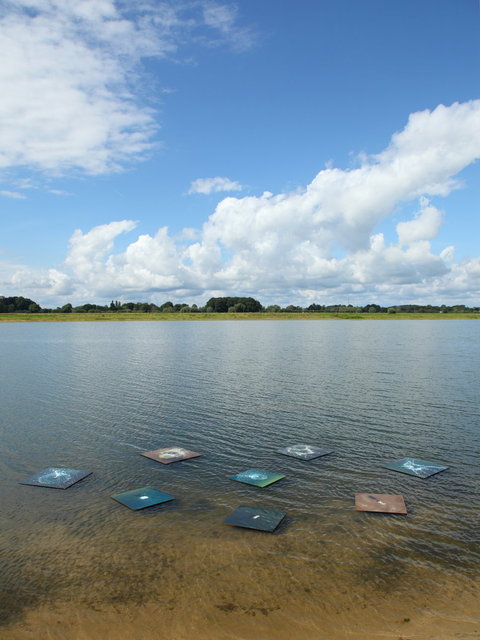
[1,320,479,640]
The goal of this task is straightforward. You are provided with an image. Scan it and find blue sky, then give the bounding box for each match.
[1,0,479,307]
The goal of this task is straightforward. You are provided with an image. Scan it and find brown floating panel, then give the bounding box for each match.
[355,493,407,514]
[140,446,202,464]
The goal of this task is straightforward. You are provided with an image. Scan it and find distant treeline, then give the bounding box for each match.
[1,295,479,314]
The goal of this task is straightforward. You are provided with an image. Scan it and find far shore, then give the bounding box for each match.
[1,311,479,322]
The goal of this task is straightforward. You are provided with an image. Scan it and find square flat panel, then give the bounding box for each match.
[140,447,202,465]
[384,457,447,478]
[277,444,333,460]
[355,493,407,514]
[111,487,175,510]
[20,467,92,489]
[230,469,285,488]
[224,505,286,532]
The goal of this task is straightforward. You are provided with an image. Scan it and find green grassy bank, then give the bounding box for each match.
[1,311,479,322]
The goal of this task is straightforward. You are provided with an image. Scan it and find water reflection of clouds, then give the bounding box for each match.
[157,447,189,459]
[278,444,332,460]
[230,469,285,487]
[37,468,71,483]
[286,445,315,456]
[237,470,269,481]
[385,457,447,478]
[20,467,92,489]
[141,447,202,464]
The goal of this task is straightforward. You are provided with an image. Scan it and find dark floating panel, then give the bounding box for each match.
[20,467,92,489]
[384,457,448,479]
[355,493,407,514]
[111,487,175,510]
[229,469,285,488]
[140,447,202,465]
[224,505,286,532]
[277,443,333,460]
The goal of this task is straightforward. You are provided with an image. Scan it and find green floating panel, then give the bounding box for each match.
[224,505,286,532]
[277,444,333,460]
[111,487,175,510]
[230,469,285,488]
[20,467,92,489]
[384,457,447,478]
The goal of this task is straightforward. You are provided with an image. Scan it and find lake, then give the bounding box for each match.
[0,320,479,640]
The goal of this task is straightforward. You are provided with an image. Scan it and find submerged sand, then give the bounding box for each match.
[1,509,478,640]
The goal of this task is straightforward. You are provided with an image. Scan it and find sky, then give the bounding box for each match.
[0,0,479,308]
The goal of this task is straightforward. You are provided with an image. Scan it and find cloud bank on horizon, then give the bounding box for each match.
[8,99,480,306]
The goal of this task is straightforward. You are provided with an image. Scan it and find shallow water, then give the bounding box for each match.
[0,320,479,639]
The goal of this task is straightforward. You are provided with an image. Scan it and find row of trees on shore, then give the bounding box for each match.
[1,295,479,314]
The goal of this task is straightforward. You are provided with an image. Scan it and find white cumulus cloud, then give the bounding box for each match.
[3,100,480,306]
[0,1,253,177]
[396,198,444,247]
[0,189,26,199]
[188,176,244,195]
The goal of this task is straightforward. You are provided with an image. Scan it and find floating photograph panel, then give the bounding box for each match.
[111,487,175,510]
[355,493,407,514]
[277,444,333,460]
[20,467,92,489]
[384,457,447,478]
[224,505,286,532]
[140,447,202,465]
[230,469,285,488]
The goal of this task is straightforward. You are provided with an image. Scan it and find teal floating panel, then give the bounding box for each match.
[224,505,286,532]
[384,457,447,478]
[141,447,202,465]
[230,469,285,488]
[277,444,333,460]
[20,467,92,489]
[111,487,175,510]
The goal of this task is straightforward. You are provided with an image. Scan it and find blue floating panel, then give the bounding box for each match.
[384,457,447,478]
[111,487,175,510]
[224,505,286,532]
[20,467,92,489]
[277,444,333,460]
[230,469,285,488]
